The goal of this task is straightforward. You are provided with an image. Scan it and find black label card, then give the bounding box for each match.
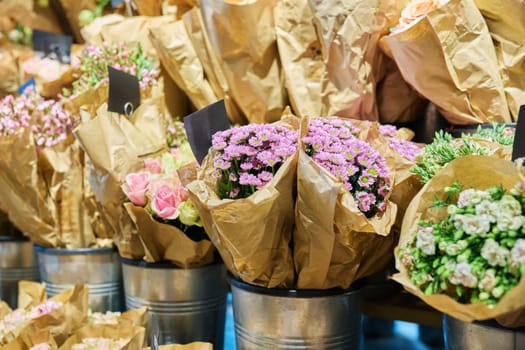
[512,105,525,161]
[32,29,72,64]
[184,100,231,164]
[107,66,140,116]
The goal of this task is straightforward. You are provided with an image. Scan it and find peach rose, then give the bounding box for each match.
[392,0,448,32]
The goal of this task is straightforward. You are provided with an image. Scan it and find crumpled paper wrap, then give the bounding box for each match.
[2,284,88,346]
[382,0,511,125]
[473,0,525,121]
[187,120,297,288]
[59,324,145,350]
[182,7,245,124]
[17,281,46,309]
[294,118,398,289]
[0,44,30,98]
[274,0,323,118]
[4,330,58,350]
[74,98,168,259]
[149,20,218,110]
[199,0,287,124]
[144,342,213,350]
[306,0,400,120]
[0,130,97,248]
[124,203,215,267]
[0,0,62,34]
[395,156,525,325]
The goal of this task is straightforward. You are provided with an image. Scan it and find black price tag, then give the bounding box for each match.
[512,105,525,161]
[32,29,72,64]
[183,100,231,164]
[107,66,140,116]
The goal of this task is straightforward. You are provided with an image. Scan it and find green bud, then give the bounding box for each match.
[178,201,202,227]
[491,286,504,299]
[78,9,95,27]
[508,230,518,238]
[479,292,490,301]
[457,240,468,250]
[424,284,434,295]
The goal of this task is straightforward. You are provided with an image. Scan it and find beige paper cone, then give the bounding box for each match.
[124,203,215,267]
[182,7,246,124]
[59,324,145,350]
[383,0,511,125]
[395,156,525,324]
[473,0,525,121]
[17,281,46,309]
[187,152,297,288]
[149,21,218,110]
[199,0,287,124]
[274,0,323,118]
[307,0,400,120]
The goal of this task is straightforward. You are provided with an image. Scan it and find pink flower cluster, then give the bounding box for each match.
[65,41,159,97]
[71,337,128,350]
[0,93,73,147]
[379,124,421,162]
[122,157,188,221]
[303,118,392,217]
[0,301,62,341]
[211,124,298,199]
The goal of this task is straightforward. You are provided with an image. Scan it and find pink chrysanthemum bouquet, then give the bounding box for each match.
[0,93,100,248]
[294,117,398,289]
[188,117,299,288]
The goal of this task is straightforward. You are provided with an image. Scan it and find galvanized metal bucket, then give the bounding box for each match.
[121,259,228,348]
[229,275,363,350]
[35,245,123,312]
[0,236,40,308]
[443,315,525,350]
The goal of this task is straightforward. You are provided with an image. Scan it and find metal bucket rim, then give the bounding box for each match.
[228,273,362,298]
[120,256,221,270]
[34,244,117,255]
[0,235,30,242]
[443,314,525,333]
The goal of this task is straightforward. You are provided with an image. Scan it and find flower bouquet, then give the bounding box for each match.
[59,324,145,350]
[381,0,512,124]
[187,115,299,288]
[122,148,214,267]
[0,92,104,248]
[395,155,525,326]
[74,97,168,259]
[413,126,514,184]
[0,282,88,347]
[62,41,160,116]
[293,117,398,289]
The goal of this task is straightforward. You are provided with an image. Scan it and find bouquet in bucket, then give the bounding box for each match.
[293,117,398,289]
[122,146,215,267]
[188,114,299,288]
[0,92,105,248]
[395,155,525,326]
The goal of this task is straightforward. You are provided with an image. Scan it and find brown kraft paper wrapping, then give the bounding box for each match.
[294,119,398,289]
[149,21,219,110]
[274,0,323,118]
[0,129,96,248]
[182,8,245,124]
[4,330,59,350]
[382,0,511,125]
[124,203,215,267]
[187,152,297,289]
[17,281,46,309]
[74,99,167,259]
[3,284,89,346]
[144,342,213,350]
[199,0,287,124]
[307,0,399,120]
[473,0,525,121]
[59,324,145,350]
[395,156,525,325]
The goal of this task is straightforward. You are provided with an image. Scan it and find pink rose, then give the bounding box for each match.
[151,184,187,220]
[392,0,446,32]
[122,172,150,206]
[144,157,162,174]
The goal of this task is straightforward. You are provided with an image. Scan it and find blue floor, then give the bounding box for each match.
[223,294,444,350]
